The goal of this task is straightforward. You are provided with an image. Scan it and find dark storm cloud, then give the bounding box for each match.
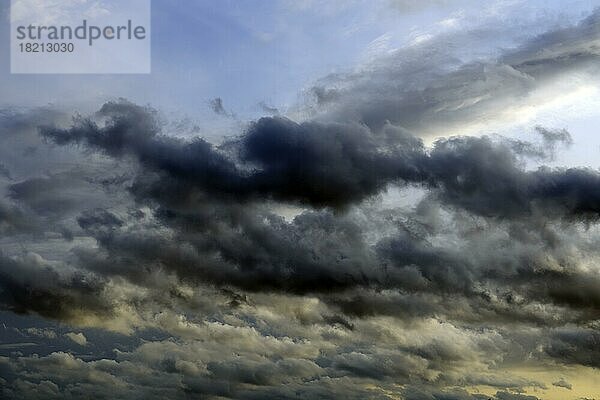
[64,196,584,327]
[33,100,600,329]
[42,100,600,220]
[238,117,422,207]
[41,102,423,208]
[422,136,600,219]
[71,205,380,293]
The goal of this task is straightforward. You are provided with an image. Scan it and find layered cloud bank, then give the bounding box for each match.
[1,5,600,400]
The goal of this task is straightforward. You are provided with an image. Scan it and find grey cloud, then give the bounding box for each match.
[402,385,545,400]
[534,126,573,148]
[0,201,37,237]
[77,209,123,232]
[209,97,227,115]
[502,10,600,76]
[306,10,600,134]
[388,0,459,15]
[0,163,11,180]
[494,392,541,400]
[552,377,572,390]
[209,98,236,119]
[0,107,74,180]
[0,107,66,138]
[325,349,423,381]
[72,205,379,293]
[0,253,110,322]
[9,173,107,218]
[258,101,280,116]
[545,328,600,368]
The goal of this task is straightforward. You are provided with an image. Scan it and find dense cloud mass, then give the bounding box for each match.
[40,103,600,220]
[1,5,600,400]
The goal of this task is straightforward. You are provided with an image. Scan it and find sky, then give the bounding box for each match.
[1,0,600,399]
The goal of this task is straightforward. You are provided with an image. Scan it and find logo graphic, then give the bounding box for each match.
[10,0,151,74]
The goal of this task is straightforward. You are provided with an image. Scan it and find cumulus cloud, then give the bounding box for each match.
[64,332,87,346]
[23,327,57,339]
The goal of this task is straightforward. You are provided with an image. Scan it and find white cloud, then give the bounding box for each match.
[64,332,87,346]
